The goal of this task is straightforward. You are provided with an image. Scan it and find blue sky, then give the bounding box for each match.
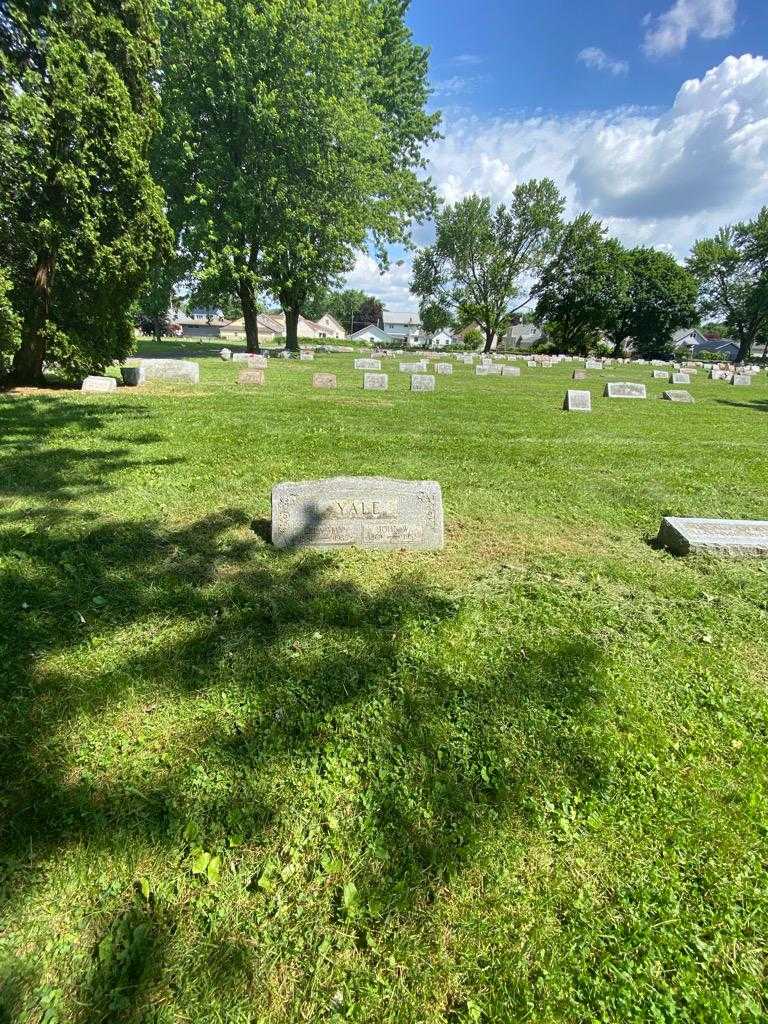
[347,0,768,311]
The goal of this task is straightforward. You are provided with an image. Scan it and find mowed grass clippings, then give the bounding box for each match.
[1,343,767,1023]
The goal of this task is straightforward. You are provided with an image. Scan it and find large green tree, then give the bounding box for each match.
[411,183,564,353]
[687,209,768,364]
[0,0,169,384]
[157,0,438,353]
[534,213,626,355]
[605,248,698,360]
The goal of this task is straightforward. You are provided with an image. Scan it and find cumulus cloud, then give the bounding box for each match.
[643,0,737,57]
[452,53,484,66]
[431,74,487,98]
[577,47,630,75]
[346,55,768,307]
[345,252,416,311]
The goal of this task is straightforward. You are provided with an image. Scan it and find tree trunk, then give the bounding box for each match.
[10,252,56,386]
[284,306,300,352]
[483,327,495,353]
[153,316,162,345]
[736,331,752,365]
[238,276,260,353]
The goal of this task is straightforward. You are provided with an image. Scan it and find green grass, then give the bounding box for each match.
[1,342,767,1023]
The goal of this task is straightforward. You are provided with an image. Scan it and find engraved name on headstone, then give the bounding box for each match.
[135,359,200,384]
[354,358,381,370]
[672,372,690,384]
[399,361,427,373]
[502,366,521,377]
[658,517,768,557]
[435,363,453,374]
[652,370,670,380]
[313,373,337,389]
[271,477,444,550]
[411,374,435,392]
[732,373,751,386]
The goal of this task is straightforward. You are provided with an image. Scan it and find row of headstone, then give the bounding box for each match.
[564,383,697,410]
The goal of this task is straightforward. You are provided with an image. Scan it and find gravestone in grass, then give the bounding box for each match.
[435,363,453,374]
[400,361,427,373]
[653,370,670,380]
[572,370,586,380]
[136,359,200,384]
[411,374,435,392]
[220,348,232,361]
[604,382,647,399]
[354,358,381,370]
[364,372,389,390]
[710,369,728,380]
[732,373,751,386]
[313,373,336,389]
[272,477,444,550]
[585,359,603,370]
[299,351,314,361]
[564,389,591,412]
[120,366,144,386]
[476,365,503,376]
[238,369,265,386]
[502,366,521,377]
[81,375,117,393]
[658,517,768,557]
[663,390,694,403]
[526,360,537,368]
[672,372,690,384]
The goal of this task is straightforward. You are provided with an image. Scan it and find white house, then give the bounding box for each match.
[671,328,709,351]
[221,310,346,342]
[313,313,347,339]
[427,328,455,349]
[382,310,422,346]
[351,324,390,345]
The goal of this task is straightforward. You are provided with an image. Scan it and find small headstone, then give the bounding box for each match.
[526,360,537,368]
[652,370,670,380]
[502,366,521,377]
[313,373,336,389]
[363,372,388,390]
[709,369,729,380]
[219,348,232,361]
[354,358,381,371]
[81,375,117,393]
[572,370,586,380]
[238,369,265,386]
[732,373,751,386]
[435,362,453,375]
[672,372,690,384]
[476,365,503,376]
[400,361,427,373]
[604,382,647,399]
[299,350,314,361]
[135,359,200,384]
[271,476,444,550]
[120,366,144,386]
[411,374,435,392]
[585,359,603,370]
[657,516,768,557]
[564,389,591,412]
[662,390,694,403]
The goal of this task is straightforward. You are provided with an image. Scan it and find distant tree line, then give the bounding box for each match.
[412,187,768,361]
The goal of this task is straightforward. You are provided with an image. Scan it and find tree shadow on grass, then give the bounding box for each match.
[0,397,611,1019]
[714,397,768,413]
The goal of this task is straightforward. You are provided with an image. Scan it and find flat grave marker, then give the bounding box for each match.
[81,375,117,393]
[238,369,265,386]
[658,517,768,557]
[672,372,690,384]
[572,370,586,380]
[663,389,694,403]
[354,358,381,370]
[652,370,670,380]
[604,381,647,399]
[313,373,336,389]
[272,476,444,550]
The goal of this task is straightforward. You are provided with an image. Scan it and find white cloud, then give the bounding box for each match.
[345,54,768,305]
[577,47,630,75]
[431,74,487,98]
[643,0,736,57]
[345,252,416,312]
[452,53,484,66]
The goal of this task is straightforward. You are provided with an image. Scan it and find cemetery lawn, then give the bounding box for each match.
[3,342,768,1024]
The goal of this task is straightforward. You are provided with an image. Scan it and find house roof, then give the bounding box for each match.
[383,311,421,326]
[316,312,346,332]
[351,324,389,341]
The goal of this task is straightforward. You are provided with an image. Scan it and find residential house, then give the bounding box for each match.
[671,327,709,352]
[382,310,423,347]
[220,310,347,343]
[501,324,543,350]
[427,328,455,349]
[170,314,229,339]
[313,313,347,339]
[351,324,390,345]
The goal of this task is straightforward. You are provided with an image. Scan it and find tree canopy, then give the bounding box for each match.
[688,208,768,363]
[156,0,438,351]
[0,0,169,384]
[411,183,564,352]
